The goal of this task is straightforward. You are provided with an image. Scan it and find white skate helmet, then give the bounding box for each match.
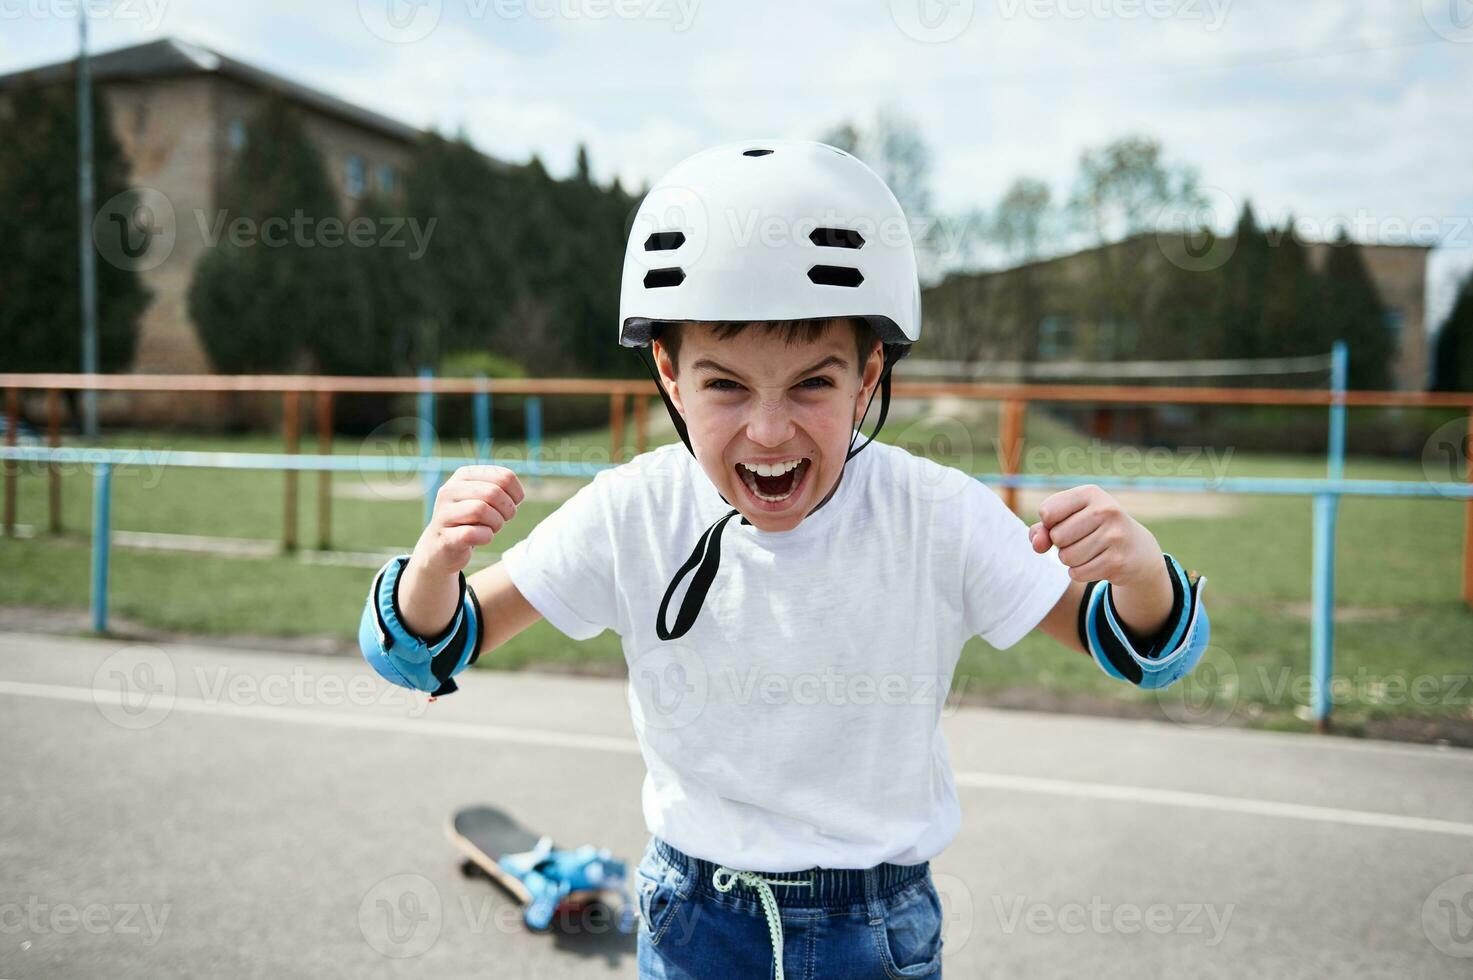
[619,139,921,348]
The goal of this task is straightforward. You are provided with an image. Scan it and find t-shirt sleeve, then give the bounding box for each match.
[499,472,619,641]
[961,479,1073,650]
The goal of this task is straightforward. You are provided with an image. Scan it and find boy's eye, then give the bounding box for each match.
[704,374,836,389]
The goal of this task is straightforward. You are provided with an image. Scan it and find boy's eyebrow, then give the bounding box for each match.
[689,355,850,380]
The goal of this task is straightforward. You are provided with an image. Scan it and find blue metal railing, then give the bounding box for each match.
[5,452,1471,727]
[5,342,1472,730]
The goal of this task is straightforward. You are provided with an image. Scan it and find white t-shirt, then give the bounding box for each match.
[501,440,1071,871]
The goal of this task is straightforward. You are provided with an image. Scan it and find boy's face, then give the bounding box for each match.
[655,320,884,532]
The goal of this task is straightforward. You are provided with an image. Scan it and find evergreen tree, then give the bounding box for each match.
[400,135,636,382]
[1432,270,1473,392]
[1259,220,1318,356]
[1317,231,1393,389]
[0,78,148,375]
[1212,203,1271,359]
[575,143,592,185]
[405,134,521,369]
[188,96,370,373]
[346,191,422,375]
[1150,229,1226,359]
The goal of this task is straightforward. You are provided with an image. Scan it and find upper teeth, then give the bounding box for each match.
[741,458,803,477]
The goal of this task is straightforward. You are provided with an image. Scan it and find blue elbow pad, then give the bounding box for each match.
[1077,553,1209,691]
[359,554,482,697]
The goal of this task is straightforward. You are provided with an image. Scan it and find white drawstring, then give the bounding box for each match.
[711,867,810,980]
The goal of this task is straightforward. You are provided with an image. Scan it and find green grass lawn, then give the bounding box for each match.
[2,411,1469,738]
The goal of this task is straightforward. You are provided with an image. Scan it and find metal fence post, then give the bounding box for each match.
[283,391,299,553]
[1310,340,1348,733]
[474,373,492,461]
[526,396,543,482]
[419,367,439,527]
[4,387,17,537]
[47,388,62,535]
[316,389,333,551]
[91,461,111,633]
[1463,406,1473,608]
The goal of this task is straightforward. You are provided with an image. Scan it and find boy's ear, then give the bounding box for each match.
[653,339,686,416]
[855,340,885,423]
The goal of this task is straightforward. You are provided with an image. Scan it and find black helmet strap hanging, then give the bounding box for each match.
[634,342,905,641]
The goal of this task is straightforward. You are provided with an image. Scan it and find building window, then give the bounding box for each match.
[377,163,397,195]
[227,117,246,152]
[1038,315,1074,359]
[346,154,366,198]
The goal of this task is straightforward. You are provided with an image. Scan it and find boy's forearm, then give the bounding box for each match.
[396,556,462,639]
[1107,557,1174,647]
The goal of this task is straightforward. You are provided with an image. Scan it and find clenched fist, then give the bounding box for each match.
[1026,483,1161,586]
[412,465,527,579]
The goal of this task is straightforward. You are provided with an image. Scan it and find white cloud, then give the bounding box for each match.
[1,0,1467,312]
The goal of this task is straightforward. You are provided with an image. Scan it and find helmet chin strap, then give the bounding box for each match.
[634,344,904,641]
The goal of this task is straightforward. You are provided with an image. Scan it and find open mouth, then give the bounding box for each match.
[735,457,812,506]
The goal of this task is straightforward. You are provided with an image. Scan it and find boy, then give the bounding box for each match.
[359,140,1209,979]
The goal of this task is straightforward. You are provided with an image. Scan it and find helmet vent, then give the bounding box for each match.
[809,227,865,249]
[742,148,773,157]
[643,267,686,288]
[807,265,864,287]
[644,231,686,251]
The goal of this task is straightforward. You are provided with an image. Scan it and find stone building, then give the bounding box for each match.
[0,37,425,424]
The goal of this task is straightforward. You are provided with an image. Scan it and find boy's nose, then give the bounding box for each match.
[744,403,796,448]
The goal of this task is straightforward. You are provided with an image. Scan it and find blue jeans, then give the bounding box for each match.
[635,837,944,979]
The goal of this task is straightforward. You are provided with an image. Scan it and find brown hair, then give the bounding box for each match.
[652,317,879,376]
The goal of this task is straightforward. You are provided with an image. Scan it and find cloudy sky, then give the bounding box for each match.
[3,0,1470,328]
